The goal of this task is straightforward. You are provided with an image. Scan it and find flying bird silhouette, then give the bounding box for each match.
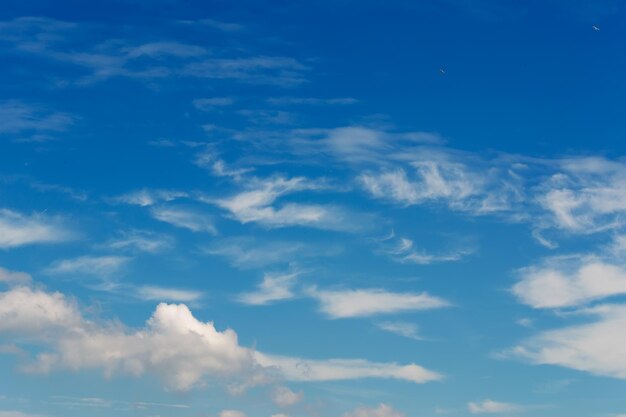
[439,67,446,75]
[592,25,600,31]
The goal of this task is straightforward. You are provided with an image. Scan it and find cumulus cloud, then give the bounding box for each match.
[238,272,299,305]
[0,285,442,391]
[0,209,72,248]
[271,386,303,407]
[342,403,405,417]
[307,287,449,319]
[0,286,81,337]
[512,256,626,309]
[468,399,521,414]
[150,206,217,234]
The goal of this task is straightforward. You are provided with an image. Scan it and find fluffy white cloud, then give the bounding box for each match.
[0,267,32,285]
[255,353,441,384]
[307,287,449,319]
[510,304,626,379]
[468,399,521,414]
[271,386,303,407]
[512,256,626,309]
[238,272,299,305]
[342,404,405,417]
[0,286,81,336]
[0,209,72,248]
[28,302,255,391]
[0,285,442,391]
[150,206,217,234]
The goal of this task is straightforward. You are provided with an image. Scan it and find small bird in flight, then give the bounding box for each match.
[439,67,446,75]
[592,25,600,31]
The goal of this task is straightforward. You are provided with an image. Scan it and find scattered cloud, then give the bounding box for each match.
[219,411,246,417]
[0,284,443,391]
[150,206,217,234]
[342,403,405,417]
[135,285,203,303]
[0,101,74,137]
[238,272,299,305]
[255,352,442,384]
[0,267,32,286]
[271,386,303,407]
[46,255,130,277]
[307,287,449,319]
[105,230,173,253]
[512,255,626,309]
[114,189,188,206]
[509,303,626,380]
[375,321,422,341]
[0,209,73,249]
[267,97,358,106]
[468,399,522,414]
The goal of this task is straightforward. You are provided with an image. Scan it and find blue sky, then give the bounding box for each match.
[1,1,626,416]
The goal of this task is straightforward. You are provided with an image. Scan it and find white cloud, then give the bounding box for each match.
[0,100,74,135]
[219,411,246,417]
[375,322,422,341]
[307,287,449,319]
[238,272,299,305]
[46,256,130,277]
[106,230,172,253]
[135,286,203,303]
[537,157,626,233]
[509,304,626,380]
[211,176,364,231]
[151,206,217,234]
[512,256,626,309]
[204,238,337,269]
[114,189,188,206]
[255,353,442,384]
[342,403,405,417]
[0,412,46,417]
[0,286,81,336]
[380,234,474,265]
[0,285,442,391]
[0,267,32,286]
[271,386,303,407]
[0,209,72,248]
[267,97,358,106]
[468,399,521,414]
